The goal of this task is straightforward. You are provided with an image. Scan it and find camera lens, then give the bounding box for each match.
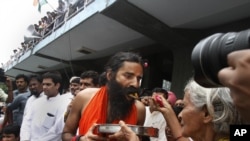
[191,29,250,87]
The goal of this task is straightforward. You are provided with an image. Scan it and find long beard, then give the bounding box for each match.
[107,78,138,123]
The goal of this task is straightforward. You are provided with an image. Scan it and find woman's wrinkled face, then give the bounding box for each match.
[178,91,206,138]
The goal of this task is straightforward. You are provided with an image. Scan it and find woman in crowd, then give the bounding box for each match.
[174,78,242,141]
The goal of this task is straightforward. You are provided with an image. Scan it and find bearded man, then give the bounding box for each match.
[62,52,146,141]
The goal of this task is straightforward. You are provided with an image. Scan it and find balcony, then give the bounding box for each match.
[4,0,250,78]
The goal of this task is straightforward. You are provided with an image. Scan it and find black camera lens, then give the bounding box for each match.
[191,29,250,88]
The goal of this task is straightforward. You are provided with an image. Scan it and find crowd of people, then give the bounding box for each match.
[2,0,91,70]
[0,49,249,141]
[1,1,250,139]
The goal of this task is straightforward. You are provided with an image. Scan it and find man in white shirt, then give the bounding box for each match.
[61,76,80,99]
[144,88,168,141]
[20,74,44,140]
[61,76,80,122]
[20,71,68,141]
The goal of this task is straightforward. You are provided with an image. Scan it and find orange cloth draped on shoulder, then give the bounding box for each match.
[78,86,138,135]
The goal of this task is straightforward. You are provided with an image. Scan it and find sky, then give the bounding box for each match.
[0,0,58,66]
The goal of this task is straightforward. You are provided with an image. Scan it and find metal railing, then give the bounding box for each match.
[2,0,95,70]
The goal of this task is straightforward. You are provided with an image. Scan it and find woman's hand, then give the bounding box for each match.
[150,94,172,113]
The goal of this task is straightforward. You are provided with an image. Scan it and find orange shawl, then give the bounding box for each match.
[78,86,137,135]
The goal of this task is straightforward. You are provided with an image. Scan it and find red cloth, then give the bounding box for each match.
[78,86,137,135]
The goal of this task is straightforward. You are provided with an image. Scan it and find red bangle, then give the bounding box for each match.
[175,135,183,141]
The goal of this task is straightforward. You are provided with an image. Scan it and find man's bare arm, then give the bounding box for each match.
[62,88,99,141]
[135,100,146,125]
[62,94,83,141]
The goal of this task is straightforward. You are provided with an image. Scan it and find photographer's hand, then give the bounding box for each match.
[218,49,250,123]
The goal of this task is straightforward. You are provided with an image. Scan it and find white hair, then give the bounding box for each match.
[184,78,242,134]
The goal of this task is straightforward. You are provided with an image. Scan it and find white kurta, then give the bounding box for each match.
[20,92,45,140]
[144,107,168,141]
[20,94,69,141]
[23,92,45,115]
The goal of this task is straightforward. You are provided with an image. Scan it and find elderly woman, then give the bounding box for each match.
[176,78,242,141]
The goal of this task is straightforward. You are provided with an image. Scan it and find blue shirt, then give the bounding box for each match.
[8,89,30,126]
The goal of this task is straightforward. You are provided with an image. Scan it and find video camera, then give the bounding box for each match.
[191,29,250,87]
[0,68,6,83]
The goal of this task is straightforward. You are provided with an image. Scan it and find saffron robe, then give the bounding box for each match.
[78,86,137,135]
